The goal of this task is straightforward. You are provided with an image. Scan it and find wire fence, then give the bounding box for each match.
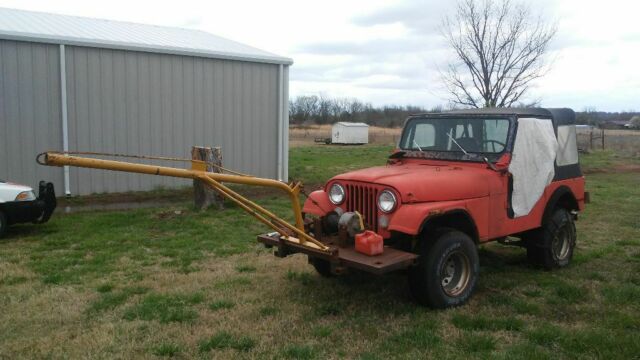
[577,129,640,155]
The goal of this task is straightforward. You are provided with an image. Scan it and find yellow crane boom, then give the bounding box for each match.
[38,152,330,252]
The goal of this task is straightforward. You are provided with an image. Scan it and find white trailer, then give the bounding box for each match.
[331,122,369,145]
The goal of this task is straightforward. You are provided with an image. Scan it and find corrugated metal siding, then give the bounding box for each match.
[0,39,63,189]
[64,45,279,195]
[1,39,282,196]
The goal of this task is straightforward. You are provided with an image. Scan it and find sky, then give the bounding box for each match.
[1,0,638,111]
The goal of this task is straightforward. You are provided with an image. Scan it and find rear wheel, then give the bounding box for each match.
[526,208,576,269]
[408,229,479,308]
[0,211,6,238]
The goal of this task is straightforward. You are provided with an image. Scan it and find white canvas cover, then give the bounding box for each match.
[508,118,558,217]
[556,125,579,166]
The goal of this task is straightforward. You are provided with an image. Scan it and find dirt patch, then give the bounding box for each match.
[583,163,640,174]
[58,188,192,207]
[154,209,186,220]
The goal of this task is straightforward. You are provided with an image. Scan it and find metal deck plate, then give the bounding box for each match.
[337,247,418,274]
[257,234,418,274]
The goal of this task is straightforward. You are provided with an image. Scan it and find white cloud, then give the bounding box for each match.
[1,0,638,110]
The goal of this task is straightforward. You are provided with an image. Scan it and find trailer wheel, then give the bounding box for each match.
[0,211,6,238]
[309,257,333,277]
[526,208,576,269]
[408,229,479,308]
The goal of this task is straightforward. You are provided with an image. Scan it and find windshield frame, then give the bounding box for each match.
[397,114,516,162]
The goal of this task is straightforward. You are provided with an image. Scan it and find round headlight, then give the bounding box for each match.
[329,183,345,205]
[378,190,397,213]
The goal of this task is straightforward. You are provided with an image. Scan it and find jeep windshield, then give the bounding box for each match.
[398,116,511,161]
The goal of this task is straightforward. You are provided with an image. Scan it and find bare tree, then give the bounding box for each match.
[317,95,333,124]
[441,0,557,108]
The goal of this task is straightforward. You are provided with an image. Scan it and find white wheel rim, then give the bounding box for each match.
[440,251,471,297]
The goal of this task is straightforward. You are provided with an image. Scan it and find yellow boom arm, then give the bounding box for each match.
[39,152,330,252]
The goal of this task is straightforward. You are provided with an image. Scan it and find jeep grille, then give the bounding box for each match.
[345,182,380,232]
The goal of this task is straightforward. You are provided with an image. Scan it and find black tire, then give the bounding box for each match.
[526,208,576,269]
[0,211,6,238]
[408,229,479,308]
[310,257,333,277]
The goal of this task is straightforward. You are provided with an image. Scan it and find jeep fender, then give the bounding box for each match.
[302,190,334,216]
[388,200,480,242]
[542,185,579,223]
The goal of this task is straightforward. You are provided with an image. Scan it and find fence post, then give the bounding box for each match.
[601,129,605,150]
[191,146,224,210]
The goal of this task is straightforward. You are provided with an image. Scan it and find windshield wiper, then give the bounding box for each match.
[447,133,499,171]
[447,133,469,156]
[412,140,423,152]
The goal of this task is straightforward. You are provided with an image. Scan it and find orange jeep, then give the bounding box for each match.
[297,108,587,308]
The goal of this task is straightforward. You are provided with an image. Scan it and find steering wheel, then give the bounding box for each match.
[482,139,506,152]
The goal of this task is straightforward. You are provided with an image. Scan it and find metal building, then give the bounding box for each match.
[0,8,292,195]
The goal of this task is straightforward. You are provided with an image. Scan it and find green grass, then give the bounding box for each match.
[282,344,318,359]
[289,145,392,185]
[88,286,148,313]
[458,333,496,353]
[235,264,257,273]
[0,276,28,285]
[198,331,256,352]
[152,343,182,357]
[122,292,204,323]
[1,147,639,358]
[452,314,524,331]
[208,299,235,311]
[259,305,280,316]
[579,149,640,172]
[96,283,114,293]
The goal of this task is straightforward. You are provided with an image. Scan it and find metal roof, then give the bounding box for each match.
[0,7,292,65]
[334,122,369,127]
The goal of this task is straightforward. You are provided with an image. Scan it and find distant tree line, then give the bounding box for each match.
[576,108,640,127]
[289,95,638,129]
[289,95,438,127]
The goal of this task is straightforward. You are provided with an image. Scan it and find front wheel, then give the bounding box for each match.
[0,211,7,238]
[309,257,333,277]
[408,229,479,308]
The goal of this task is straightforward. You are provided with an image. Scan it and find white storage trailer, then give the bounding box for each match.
[331,122,369,145]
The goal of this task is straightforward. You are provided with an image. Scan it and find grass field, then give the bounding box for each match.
[289,125,401,147]
[1,146,639,359]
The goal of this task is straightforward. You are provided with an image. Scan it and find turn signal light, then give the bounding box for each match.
[15,191,36,202]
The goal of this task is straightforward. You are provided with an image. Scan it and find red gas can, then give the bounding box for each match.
[355,230,384,256]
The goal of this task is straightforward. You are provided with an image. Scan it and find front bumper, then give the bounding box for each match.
[2,181,56,225]
[257,232,417,275]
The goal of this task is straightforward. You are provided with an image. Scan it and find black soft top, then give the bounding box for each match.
[412,108,576,127]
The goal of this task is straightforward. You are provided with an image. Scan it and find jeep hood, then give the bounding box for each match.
[331,164,490,202]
